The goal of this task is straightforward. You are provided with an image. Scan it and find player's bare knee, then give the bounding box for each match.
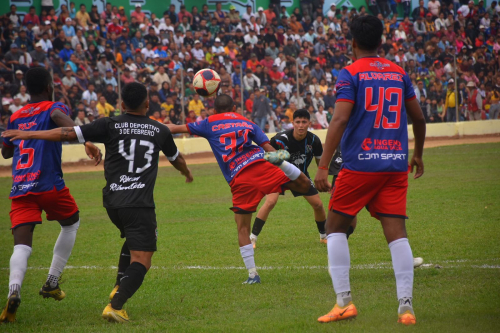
[311,200,324,212]
[265,199,277,210]
[12,225,35,247]
[296,174,311,193]
[58,212,80,227]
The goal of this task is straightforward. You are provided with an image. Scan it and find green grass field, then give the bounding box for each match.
[0,143,499,332]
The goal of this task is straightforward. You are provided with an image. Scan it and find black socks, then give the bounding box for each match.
[116,242,131,286]
[111,262,147,310]
[252,218,266,236]
[316,220,326,234]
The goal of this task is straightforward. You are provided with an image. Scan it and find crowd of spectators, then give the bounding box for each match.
[0,0,499,136]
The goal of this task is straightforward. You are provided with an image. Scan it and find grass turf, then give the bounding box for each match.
[0,143,499,332]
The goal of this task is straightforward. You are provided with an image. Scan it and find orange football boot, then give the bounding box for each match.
[318,302,358,323]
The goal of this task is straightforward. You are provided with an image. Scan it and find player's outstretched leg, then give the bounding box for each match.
[40,215,80,301]
[236,213,260,284]
[104,251,152,323]
[1,226,33,323]
[251,193,279,249]
[110,242,131,300]
[304,194,327,243]
[318,211,358,323]
[381,216,416,325]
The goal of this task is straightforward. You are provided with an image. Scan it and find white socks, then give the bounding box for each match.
[48,220,80,287]
[240,244,257,278]
[327,233,351,306]
[9,244,32,297]
[278,161,301,181]
[389,238,414,302]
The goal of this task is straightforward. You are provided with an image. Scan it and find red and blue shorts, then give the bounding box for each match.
[329,169,408,220]
[10,187,79,229]
[230,161,291,213]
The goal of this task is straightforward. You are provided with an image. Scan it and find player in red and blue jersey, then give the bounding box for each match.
[0,68,101,323]
[168,94,310,284]
[314,16,426,325]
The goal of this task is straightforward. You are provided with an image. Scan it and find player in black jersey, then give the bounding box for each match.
[250,109,328,247]
[2,82,193,323]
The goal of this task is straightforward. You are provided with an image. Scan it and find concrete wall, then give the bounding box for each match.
[1,120,499,167]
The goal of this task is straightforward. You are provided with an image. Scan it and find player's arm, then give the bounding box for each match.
[166,124,189,134]
[161,130,193,183]
[2,127,78,142]
[2,127,102,165]
[168,152,193,183]
[405,98,426,179]
[314,101,353,192]
[51,109,103,165]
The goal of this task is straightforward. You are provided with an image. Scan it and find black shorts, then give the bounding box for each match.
[290,178,319,197]
[106,207,157,252]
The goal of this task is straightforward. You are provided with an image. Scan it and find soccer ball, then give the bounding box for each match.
[193,69,221,97]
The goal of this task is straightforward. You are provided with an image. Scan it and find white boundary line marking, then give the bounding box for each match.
[1,258,499,271]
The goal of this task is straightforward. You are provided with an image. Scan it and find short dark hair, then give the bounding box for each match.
[214,94,234,113]
[26,67,52,96]
[122,82,148,111]
[293,109,310,120]
[350,15,383,51]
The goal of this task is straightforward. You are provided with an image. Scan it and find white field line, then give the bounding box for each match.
[1,258,499,271]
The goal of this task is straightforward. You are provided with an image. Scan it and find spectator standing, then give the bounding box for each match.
[252,88,272,129]
[466,82,482,120]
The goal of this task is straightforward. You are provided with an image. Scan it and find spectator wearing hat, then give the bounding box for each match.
[30,42,48,67]
[131,4,145,24]
[116,28,132,50]
[256,7,267,27]
[63,17,76,39]
[466,81,482,121]
[442,78,457,122]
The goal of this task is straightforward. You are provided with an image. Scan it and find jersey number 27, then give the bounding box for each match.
[365,87,402,129]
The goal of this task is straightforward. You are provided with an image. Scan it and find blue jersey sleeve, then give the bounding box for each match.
[250,123,270,146]
[49,102,71,117]
[187,119,210,137]
[335,69,355,103]
[403,73,416,101]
